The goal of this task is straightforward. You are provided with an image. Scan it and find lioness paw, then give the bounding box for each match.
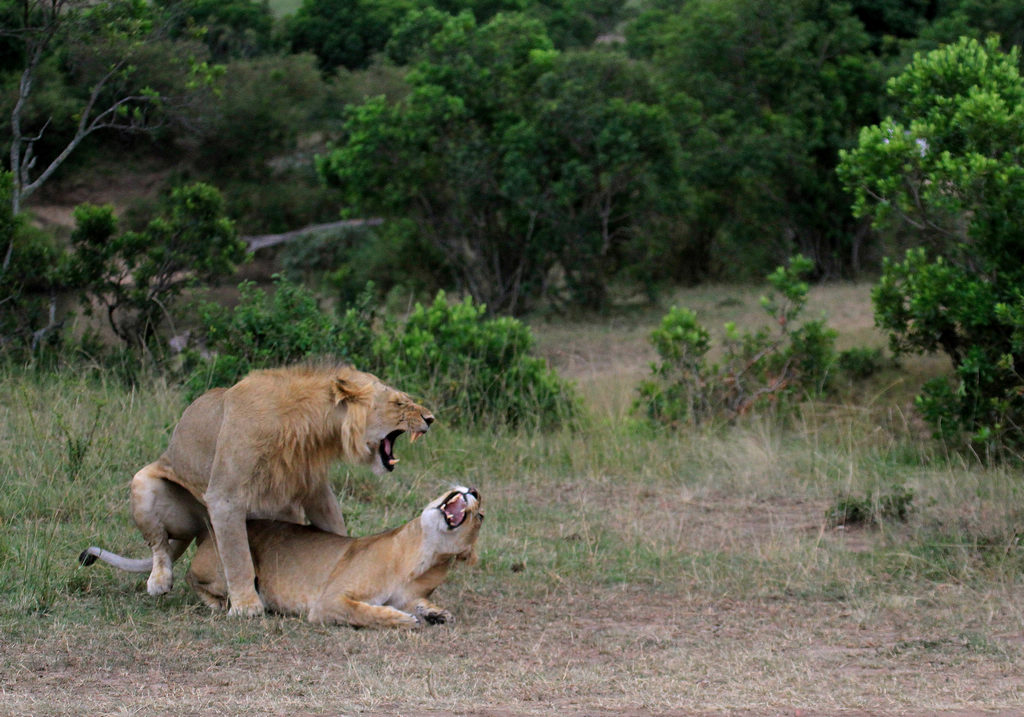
[416,605,454,626]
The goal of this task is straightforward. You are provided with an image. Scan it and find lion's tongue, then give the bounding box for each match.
[381,436,399,468]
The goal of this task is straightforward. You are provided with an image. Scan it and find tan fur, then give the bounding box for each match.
[129,364,434,617]
[185,487,484,629]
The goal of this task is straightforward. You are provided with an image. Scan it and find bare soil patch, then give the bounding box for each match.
[3,573,1022,715]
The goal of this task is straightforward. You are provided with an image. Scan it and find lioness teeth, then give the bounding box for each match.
[389,458,400,466]
[410,432,422,444]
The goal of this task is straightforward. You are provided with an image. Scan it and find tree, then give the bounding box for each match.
[628,0,885,280]
[157,0,276,61]
[286,0,417,71]
[67,183,249,350]
[838,36,1024,456]
[500,48,683,307]
[319,12,558,314]
[320,12,682,313]
[2,0,215,273]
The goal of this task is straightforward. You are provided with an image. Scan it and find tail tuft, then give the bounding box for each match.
[79,548,99,566]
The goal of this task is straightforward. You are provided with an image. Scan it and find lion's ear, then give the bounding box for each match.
[332,378,354,405]
[332,375,373,406]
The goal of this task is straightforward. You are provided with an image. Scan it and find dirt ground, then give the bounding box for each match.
[4,569,1023,716]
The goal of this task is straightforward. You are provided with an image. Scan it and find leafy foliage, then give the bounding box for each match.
[185,278,576,428]
[319,11,682,313]
[67,183,249,350]
[0,171,67,357]
[636,255,837,425]
[286,0,417,70]
[183,275,376,399]
[628,0,885,280]
[839,36,1024,458]
[374,291,577,427]
[157,0,276,61]
[188,54,329,180]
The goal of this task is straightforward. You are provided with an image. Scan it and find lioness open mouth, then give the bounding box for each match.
[440,491,468,528]
[378,428,429,472]
[439,488,479,529]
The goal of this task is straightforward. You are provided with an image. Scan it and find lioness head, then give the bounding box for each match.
[421,486,484,563]
[333,369,434,475]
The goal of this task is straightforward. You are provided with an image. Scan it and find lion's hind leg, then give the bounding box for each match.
[130,462,206,596]
[308,596,421,629]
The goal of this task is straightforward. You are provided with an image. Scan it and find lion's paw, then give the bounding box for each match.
[146,571,173,596]
[227,594,265,617]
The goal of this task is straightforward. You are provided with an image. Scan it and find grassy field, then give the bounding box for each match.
[2,283,1023,715]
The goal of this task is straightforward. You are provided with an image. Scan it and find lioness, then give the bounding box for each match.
[82,487,483,629]
[127,364,434,616]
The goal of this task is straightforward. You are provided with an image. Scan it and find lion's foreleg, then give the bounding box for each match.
[206,499,264,617]
[302,481,347,536]
[308,595,420,629]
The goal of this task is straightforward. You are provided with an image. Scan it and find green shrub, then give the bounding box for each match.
[837,346,885,380]
[67,183,248,351]
[373,291,578,428]
[636,255,837,425]
[183,274,375,399]
[826,486,914,527]
[185,279,576,428]
[838,37,1024,459]
[0,170,69,360]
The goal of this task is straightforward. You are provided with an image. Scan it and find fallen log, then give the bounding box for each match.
[243,218,383,252]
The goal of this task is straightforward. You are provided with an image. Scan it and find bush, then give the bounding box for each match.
[183,275,376,399]
[636,255,837,425]
[837,346,885,380]
[825,486,914,528]
[184,279,577,428]
[373,291,578,428]
[838,37,1024,458]
[68,183,248,351]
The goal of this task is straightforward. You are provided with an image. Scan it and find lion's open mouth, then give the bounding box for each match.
[378,428,429,472]
[379,430,404,472]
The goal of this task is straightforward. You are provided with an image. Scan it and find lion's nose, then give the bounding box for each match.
[424,414,435,427]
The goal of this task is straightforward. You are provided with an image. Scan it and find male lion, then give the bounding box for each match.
[121,364,434,616]
[82,487,483,629]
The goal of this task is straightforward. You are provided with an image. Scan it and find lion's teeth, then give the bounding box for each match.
[410,432,420,444]
[389,458,400,466]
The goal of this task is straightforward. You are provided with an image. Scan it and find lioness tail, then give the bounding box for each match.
[78,546,153,573]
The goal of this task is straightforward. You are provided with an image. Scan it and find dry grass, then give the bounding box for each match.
[3,283,1024,716]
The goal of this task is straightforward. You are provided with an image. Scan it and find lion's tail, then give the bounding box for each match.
[78,546,153,573]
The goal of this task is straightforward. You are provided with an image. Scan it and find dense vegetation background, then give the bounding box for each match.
[2,0,1024,454]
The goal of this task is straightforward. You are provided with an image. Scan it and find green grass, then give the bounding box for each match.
[4,364,1019,618]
